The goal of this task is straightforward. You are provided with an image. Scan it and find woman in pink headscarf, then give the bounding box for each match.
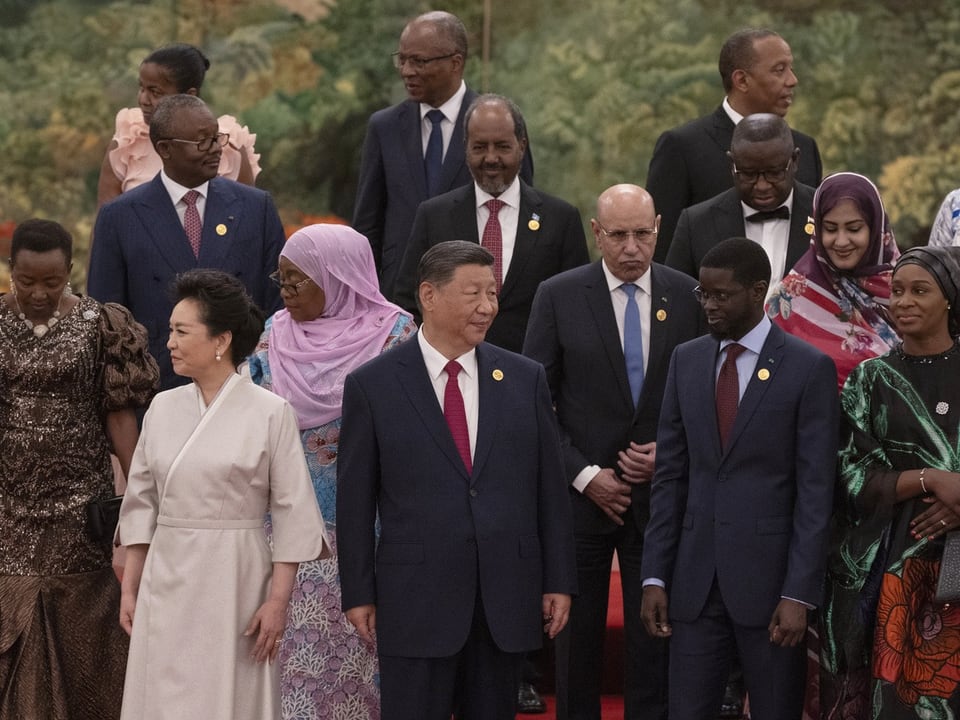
[248,224,415,720]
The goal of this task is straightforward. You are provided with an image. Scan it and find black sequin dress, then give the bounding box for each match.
[0,295,158,720]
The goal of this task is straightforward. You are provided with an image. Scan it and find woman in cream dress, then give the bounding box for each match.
[117,269,329,720]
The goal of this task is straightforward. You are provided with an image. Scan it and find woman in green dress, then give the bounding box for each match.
[823,246,960,719]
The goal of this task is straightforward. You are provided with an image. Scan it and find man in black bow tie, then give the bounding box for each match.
[665,113,815,293]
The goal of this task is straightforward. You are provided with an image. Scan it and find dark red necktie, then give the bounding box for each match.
[183,190,202,258]
[482,198,505,292]
[716,343,746,449]
[443,360,472,473]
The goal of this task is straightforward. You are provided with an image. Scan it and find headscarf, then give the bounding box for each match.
[267,224,413,429]
[895,245,960,336]
[766,172,901,388]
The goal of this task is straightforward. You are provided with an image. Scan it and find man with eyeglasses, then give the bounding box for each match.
[353,10,533,301]
[89,94,284,390]
[646,28,822,265]
[523,184,704,720]
[394,94,587,354]
[665,113,815,298]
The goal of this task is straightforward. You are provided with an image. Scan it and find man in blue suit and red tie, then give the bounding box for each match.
[88,94,283,390]
[337,241,577,720]
[641,238,838,720]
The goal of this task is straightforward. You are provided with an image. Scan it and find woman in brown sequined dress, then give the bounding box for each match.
[0,220,159,720]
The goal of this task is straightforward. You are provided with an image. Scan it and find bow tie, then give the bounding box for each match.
[746,206,790,223]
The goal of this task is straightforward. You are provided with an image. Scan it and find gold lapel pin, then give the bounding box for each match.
[656,309,667,322]
[492,369,504,381]
[758,368,771,381]
[528,219,540,231]
[215,223,228,236]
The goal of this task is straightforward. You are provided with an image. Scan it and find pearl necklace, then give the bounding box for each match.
[11,292,63,338]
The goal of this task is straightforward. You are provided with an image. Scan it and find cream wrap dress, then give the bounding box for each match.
[117,373,329,720]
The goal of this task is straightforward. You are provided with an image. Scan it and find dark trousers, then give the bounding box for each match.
[668,579,805,720]
[380,596,522,720]
[555,512,668,720]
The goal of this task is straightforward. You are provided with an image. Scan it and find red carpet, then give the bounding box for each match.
[524,694,625,719]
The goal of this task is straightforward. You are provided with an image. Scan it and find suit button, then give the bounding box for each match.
[469,488,478,498]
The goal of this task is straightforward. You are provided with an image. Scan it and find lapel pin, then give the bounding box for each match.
[656,309,667,322]
[804,216,815,235]
[216,223,228,236]
[492,369,504,381]
[758,368,771,381]
[528,213,541,232]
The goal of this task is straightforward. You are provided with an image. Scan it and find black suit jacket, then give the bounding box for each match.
[394,181,589,352]
[352,87,534,299]
[522,261,705,536]
[646,105,822,263]
[665,182,816,282]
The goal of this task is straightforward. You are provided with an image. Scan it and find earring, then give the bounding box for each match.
[215,351,222,361]
[63,281,73,298]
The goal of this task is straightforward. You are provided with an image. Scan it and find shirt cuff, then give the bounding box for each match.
[781,595,815,610]
[643,578,666,588]
[572,464,601,493]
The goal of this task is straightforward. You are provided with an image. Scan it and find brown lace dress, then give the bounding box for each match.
[0,296,158,720]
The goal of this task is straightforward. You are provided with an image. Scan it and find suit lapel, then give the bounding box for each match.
[197,179,241,268]
[394,339,471,480]
[723,325,784,456]
[583,264,634,409]
[707,107,735,155]
[699,337,726,460]
[785,184,814,273]
[499,182,542,299]
[712,191,747,240]
[133,176,197,272]
[437,88,476,194]
[471,344,501,482]
[639,267,677,410]
[399,102,429,199]
[452,186,481,243]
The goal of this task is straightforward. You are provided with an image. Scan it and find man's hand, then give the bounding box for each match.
[542,593,572,639]
[618,441,656,484]
[641,585,672,638]
[767,599,807,647]
[345,604,377,643]
[583,468,632,525]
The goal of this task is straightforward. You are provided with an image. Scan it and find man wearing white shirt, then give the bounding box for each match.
[523,185,704,720]
[395,94,587,353]
[353,11,534,300]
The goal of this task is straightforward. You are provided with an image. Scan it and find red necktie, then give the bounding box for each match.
[716,343,746,449]
[443,360,472,474]
[482,198,504,292]
[183,190,202,258]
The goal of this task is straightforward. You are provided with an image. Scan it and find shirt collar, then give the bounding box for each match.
[475,175,521,210]
[600,259,652,297]
[420,80,467,123]
[160,170,210,204]
[722,96,744,125]
[417,328,478,381]
[721,314,772,356]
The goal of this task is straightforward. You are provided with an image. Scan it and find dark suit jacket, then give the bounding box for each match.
[88,174,284,389]
[523,262,704,536]
[646,105,822,263]
[352,87,534,299]
[641,324,838,626]
[665,182,816,282]
[394,181,588,352]
[336,338,577,657]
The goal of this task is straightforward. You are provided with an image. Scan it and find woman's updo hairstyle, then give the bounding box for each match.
[172,269,265,365]
[143,43,210,93]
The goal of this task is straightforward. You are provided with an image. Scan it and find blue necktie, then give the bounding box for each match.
[424,109,445,196]
[621,283,644,406]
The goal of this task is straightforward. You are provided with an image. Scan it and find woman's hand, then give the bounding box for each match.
[243,598,289,663]
[911,486,960,540]
[119,589,137,636]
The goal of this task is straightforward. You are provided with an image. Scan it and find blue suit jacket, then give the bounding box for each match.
[523,261,705,535]
[88,175,284,389]
[352,87,534,299]
[336,338,577,657]
[641,324,838,626]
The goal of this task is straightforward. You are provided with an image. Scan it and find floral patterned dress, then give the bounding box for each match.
[823,345,960,719]
[248,313,415,720]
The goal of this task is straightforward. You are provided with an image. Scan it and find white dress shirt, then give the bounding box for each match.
[417,329,479,460]
[474,176,521,285]
[420,80,467,162]
[741,190,795,292]
[160,170,210,228]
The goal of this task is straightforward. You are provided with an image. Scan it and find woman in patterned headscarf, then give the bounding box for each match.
[248,224,416,720]
[821,246,960,719]
[767,172,901,391]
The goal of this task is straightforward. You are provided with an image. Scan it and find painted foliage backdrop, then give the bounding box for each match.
[1,0,959,288]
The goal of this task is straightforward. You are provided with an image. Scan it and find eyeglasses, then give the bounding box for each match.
[692,286,746,304]
[596,223,659,243]
[731,159,792,185]
[269,272,313,296]
[161,133,230,153]
[391,52,457,71]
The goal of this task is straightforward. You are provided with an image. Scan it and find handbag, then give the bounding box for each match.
[85,495,123,542]
[934,530,960,605]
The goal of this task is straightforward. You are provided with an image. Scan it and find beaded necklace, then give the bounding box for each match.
[10,291,64,338]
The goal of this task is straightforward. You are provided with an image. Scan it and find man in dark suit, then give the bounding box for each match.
[88,94,283,390]
[666,113,815,288]
[337,241,577,720]
[646,28,822,264]
[641,238,838,720]
[394,94,588,352]
[353,11,533,300]
[523,184,704,720]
